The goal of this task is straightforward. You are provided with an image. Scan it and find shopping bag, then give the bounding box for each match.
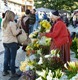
[17,29,27,45]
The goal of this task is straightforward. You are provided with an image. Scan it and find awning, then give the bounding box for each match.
[36,7,54,12]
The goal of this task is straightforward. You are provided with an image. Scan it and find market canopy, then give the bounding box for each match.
[58,10,70,14]
[74,9,78,12]
[36,7,54,12]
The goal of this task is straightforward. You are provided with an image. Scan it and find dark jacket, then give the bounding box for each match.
[29,13,36,25]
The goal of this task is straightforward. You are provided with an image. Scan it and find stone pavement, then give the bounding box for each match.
[0,30,4,53]
[0,47,26,80]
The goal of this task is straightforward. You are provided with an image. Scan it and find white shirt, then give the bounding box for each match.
[1,21,21,43]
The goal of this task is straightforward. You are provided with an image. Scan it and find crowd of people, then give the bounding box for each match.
[58,12,78,27]
[0,9,75,78]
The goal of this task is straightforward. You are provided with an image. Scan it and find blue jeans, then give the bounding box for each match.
[3,42,18,74]
[33,21,39,31]
[29,24,34,34]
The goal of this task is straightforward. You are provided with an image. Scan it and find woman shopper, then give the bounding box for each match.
[1,10,21,77]
[40,10,71,63]
[21,9,30,51]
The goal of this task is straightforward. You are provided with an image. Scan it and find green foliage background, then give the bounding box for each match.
[34,0,78,11]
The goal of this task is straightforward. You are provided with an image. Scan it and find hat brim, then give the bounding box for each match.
[51,13,60,18]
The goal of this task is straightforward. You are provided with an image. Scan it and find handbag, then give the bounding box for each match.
[16,19,31,45]
[17,29,27,45]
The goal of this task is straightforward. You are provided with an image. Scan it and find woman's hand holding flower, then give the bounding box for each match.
[39,32,46,37]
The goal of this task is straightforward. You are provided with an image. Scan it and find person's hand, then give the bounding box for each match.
[39,32,46,37]
[16,29,22,37]
[19,29,22,34]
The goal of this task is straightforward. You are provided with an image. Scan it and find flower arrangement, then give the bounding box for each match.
[19,49,65,80]
[19,19,78,80]
[39,20,51,32]
[39,36,51,46]
[64,61,78,79]
[20,43,78,80]
[38,36,51,55]
[36,69,64,80]
[50,56,64,71]
[29,30,39,39]
[20,60,35,72]
[25,43,33,56]
[35,50,64,79]
[20,54,36,72]
[26,40,40,56]
[33,50,64,72]
[26,36,51,56]
[51,50,60,57]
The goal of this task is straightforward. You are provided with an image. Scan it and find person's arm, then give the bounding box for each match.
[45,21,62,38]
[10,22,21,36]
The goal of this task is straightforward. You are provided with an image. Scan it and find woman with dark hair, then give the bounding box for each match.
[20,9,30,51]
